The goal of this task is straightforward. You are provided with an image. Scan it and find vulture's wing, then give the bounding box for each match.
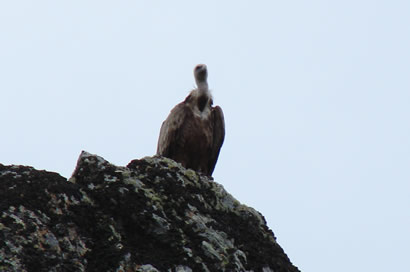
[208,106,225,175]
[156,102,188,158]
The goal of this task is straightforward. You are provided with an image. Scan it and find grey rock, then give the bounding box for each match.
[0,151,300,272]
[174,265,193,272]
[137,264,160,272]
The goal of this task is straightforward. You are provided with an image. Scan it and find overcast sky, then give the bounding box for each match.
[1,1,409,271]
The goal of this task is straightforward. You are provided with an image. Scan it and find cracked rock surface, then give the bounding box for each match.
[0,151,300,272]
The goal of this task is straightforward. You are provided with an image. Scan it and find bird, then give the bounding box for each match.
[157,64,225,176]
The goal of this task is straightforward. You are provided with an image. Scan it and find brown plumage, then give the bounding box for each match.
[157,64,225,176]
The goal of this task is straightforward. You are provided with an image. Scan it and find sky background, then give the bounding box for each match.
[1,1,409,271]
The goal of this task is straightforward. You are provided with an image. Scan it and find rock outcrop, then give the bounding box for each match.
[0,151,300,272]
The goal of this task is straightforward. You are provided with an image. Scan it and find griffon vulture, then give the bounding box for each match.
[157,64,225,176]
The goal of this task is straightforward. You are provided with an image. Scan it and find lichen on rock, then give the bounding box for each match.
[0,151,299,272]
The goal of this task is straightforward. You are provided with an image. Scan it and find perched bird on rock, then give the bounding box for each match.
[157,64,225,176]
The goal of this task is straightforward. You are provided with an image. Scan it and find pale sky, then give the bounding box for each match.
[1,1,409,271]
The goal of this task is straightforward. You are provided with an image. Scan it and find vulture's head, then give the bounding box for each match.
[194,64,208,85]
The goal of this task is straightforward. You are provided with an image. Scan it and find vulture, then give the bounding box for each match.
[157,64,225,176]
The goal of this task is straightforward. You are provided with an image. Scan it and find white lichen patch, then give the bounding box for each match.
[104,174,118,183]
[38,229,61,253]
[232,249,247,269]
[79,189,95,206]
[70,195,80,205]
[123,176,144,191]
[114,252,135,272]
[0,169,24,179]
[63,226,89,257]
[262,267,275,272]
[175,265,193,272]
[136,264,160,272]
[108,224,122,242]
[185,209,215,233]
[8,213,26,229]
[5,239,24,254]
[201,241,223,261]
[0,246,25,271]
[183,246,193,257]
[77,151,114,172]
[151,213,171,235]
[149,156,182,170]
[118,187,129,194]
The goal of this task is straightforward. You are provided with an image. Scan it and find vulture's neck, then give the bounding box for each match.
[197,81,209,93]
[188,87,212,118]
[191,72,212,117]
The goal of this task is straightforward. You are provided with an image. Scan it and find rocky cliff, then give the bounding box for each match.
[0,151,300,272]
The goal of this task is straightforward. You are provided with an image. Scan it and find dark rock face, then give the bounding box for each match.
[0,152,300,272]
